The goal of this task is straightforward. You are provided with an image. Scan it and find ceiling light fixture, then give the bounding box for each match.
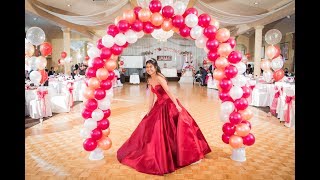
[33,17,37,21]
[254,2,259,5]
[67,4,71,7]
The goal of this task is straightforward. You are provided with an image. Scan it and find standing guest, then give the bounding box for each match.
[48,67,55,76]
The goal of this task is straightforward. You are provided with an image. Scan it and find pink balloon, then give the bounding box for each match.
[183,7,198,17]
[133,6,142,17]
[219,78,233,92]
[227,51,242,64]
[149,0,162,13]
[207,50,219,62]
[217,43,232,57]
[94,88,106,100]
[117,20,130,32]
[241,120,252,129]
[107,71,115,80]
[131,20,143,32]
[242,133,255,146]
[111,44,123,55]
[83,138,97,151]
[103,109,111,119]
[162,6,174,18]
[225,37,236,49]
[82,108,92,119]
[203,25,217,39]
[198,13,211,27]
[85,99,98,111]
[234,98,249,110]
[86,67,97,78]
[224,65,238,79]
[97,39,104,49]
[107,24,120,37]
[241,86,252,98]
[92,57,105,69]
[91,128,103,140]
[100,79,112,90]
[100,47,112,60]
[97,119,110,130]
[179,25,191,37]
[222,133,230,144]
[222,122,236,136]
[143,21,154,34]
[229,111,242,125]
[216,28,230,42]
[206,39,219,51]
[266,45,277,59]
[219,91,233,102]
[172,15,184,28]
[122,42,129,48]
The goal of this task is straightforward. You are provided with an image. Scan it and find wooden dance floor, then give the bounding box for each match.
[25,82,294,179]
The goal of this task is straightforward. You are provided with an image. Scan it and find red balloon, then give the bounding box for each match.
[172,15,184,28]
[229,111,242,125]
[40,42,52,56]
[273,69,285,82]
[92,57,105,69]
[219,78,233,92]
[234,98,249,111]
[83,138,97,151]
[222,133,231,144]
[111,44,123,55]
[228,51,242,64]
[117,20,130,32]
[133,6,142,17]
[94,88,106,100]
[224,65,238,79]
[198,13,211,28]
[82,108,92,119]
[85,99,98,111]
[103,109,111,119]
[107,71,115,80]
[222,122,236,136]
[85,55,90,61]
[162,6,174,18]
[39,69,48,85]
[107,24,120,37]
[100,79,113,90]
[225,38,236,49]
[203,25,217,39]
[179,25,191,37]
[241,86,252,98]
[153,24,162,29]
[242,133,255,146]
[122,42,129,48]
[91,128,103,140]
[183,7,198,17]
[131,20,143,32]
[206,39,219,51]
[97,119,110,130]
[219,91,233,102]
[97,38,104,49]
[149,0,162,13]
[207,50,219,62]
[241,120,252,129]
[143,21,155,34]
[86,67,97,78]
[61,51,67,59]
[100,47,112,60]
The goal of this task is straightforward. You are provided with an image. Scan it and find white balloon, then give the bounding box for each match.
[263,70,273,83]
[231,75,247,87]
[190,25,203,40]
[91,109,104,121]
[64,57,72,63]
[27,56,38,71]
[221,101,235,115]
[173,1,186,15]
[80,128,91,139]
[88,58,94,67]
[195,35,208,48]
[185,14,198,28]
[102,34,115,48]
[265,29,282,45]
[162,0,174,6]
[115,33,127,46]
[106,89,114,99]
[220,113,229,122]
[25,42,35,57]
[136,31,145,38]
[271,57,284,71]
[229,86,244,100]
[203,46,209,53]
[35,56,47,70]
[25,38,29,44]
[26,27,46,46]
[84,119,97,131]
[29,71,42,85]
[233,62,246,75]
[87,47,100,59]
[98,97,111,110]
[125,30,138,44]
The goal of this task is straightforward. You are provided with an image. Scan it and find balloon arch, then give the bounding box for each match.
[81,0,255,161]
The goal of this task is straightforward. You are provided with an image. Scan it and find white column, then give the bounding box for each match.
[253,25,264,79]
[61,27,71,75]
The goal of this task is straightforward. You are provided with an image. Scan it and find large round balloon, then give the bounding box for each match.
[265,29,282,45]
[26,27,46,46]
[39,42,52,56]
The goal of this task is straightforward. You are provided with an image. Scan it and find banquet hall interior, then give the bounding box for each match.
[25,0,295,179]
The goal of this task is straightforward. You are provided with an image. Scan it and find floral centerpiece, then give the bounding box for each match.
[181,65,196,75]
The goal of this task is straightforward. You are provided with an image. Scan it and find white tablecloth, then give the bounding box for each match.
[179,70,193,83]
[161,68,177,77]
[25,89,52,119]
[130,74,140,84]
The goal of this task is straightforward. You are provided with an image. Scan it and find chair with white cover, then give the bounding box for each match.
[250,83,269,107]
[48,83,71,113]
[28,87,53,123]
[281,86,295,128]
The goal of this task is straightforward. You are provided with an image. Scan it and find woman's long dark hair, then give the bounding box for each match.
[145,58,167,88]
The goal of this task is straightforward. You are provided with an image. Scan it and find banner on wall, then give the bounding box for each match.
[157,55,172,61]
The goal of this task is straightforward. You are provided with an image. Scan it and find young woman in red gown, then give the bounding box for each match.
[117,58,211,175]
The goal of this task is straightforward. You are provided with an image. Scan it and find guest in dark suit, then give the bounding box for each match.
[200,67,208,86]
[48,67,55,76]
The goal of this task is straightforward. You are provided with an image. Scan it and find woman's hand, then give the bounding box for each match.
[176,104,182,112]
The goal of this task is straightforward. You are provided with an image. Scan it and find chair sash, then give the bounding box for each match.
[284,95,295,123]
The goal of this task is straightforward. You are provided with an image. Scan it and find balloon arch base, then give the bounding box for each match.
[230,147,246,162]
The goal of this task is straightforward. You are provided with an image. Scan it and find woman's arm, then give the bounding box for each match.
[156,76,182,112]
[147,85,155,115]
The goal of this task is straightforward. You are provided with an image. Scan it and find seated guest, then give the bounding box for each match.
[48,67,55,76]
[284,68,290,76]
[200,67,208,86]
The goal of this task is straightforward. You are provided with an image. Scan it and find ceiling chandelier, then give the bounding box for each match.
[151,29,174,42]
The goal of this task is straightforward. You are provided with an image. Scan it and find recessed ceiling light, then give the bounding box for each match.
[254,2,259,5]
[33,17,37,21]
[67,4,71,7]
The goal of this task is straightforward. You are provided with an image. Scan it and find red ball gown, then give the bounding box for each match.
[117,84,211,175]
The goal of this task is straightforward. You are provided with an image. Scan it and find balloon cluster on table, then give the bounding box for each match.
[25,27,52,86]
[58,51,73,66]
[261,29,284,82]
